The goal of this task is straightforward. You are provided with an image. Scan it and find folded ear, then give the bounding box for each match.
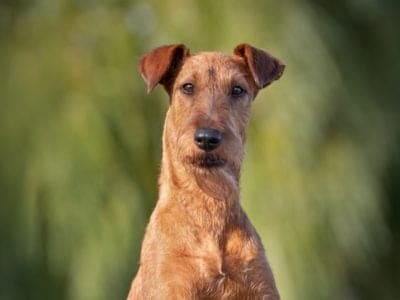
[234,43,285,89]
[138,44,190,93]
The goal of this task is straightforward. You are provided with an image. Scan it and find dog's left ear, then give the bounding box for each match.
[234,43,285,89]
[139,44,190,93]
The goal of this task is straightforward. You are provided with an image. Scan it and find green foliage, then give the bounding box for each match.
[1,0,399,299]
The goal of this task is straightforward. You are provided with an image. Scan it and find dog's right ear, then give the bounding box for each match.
[138,44,190,94]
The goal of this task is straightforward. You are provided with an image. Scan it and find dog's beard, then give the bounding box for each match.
[186,153,226,168]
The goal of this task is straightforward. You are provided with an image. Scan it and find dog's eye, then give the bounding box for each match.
[231,85,246,98]
[181,83,194,95]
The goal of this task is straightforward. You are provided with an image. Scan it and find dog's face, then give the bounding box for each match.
[139,44,284,175]
[167,52,255,173]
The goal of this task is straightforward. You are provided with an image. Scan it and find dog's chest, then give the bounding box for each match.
[195,230,260,288]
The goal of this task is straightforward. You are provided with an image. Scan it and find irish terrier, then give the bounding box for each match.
[128,43,284,299]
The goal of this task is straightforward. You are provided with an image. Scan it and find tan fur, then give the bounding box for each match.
[128,44,284,299]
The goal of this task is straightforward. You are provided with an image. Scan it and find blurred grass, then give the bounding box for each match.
[1,0,399,299]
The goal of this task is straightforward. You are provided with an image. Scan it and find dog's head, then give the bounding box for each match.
[139,44,284,176]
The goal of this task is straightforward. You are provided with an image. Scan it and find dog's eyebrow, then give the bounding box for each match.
[231,75,251,86]
[177,71,201,85]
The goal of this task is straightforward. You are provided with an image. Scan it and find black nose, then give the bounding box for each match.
[194,128,223,151]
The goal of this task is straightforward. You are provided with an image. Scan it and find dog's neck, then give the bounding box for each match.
[158,158,241,237]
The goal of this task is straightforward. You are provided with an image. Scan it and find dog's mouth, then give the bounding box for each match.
[186,153,226,168]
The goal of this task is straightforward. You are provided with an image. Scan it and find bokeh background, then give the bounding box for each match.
[1,0,400,299]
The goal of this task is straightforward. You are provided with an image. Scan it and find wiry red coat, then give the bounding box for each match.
[128,43,284,300]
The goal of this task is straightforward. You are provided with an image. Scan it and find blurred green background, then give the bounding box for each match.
[1,0,400,299]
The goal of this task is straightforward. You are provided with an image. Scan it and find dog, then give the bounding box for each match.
[128,43,284,299]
